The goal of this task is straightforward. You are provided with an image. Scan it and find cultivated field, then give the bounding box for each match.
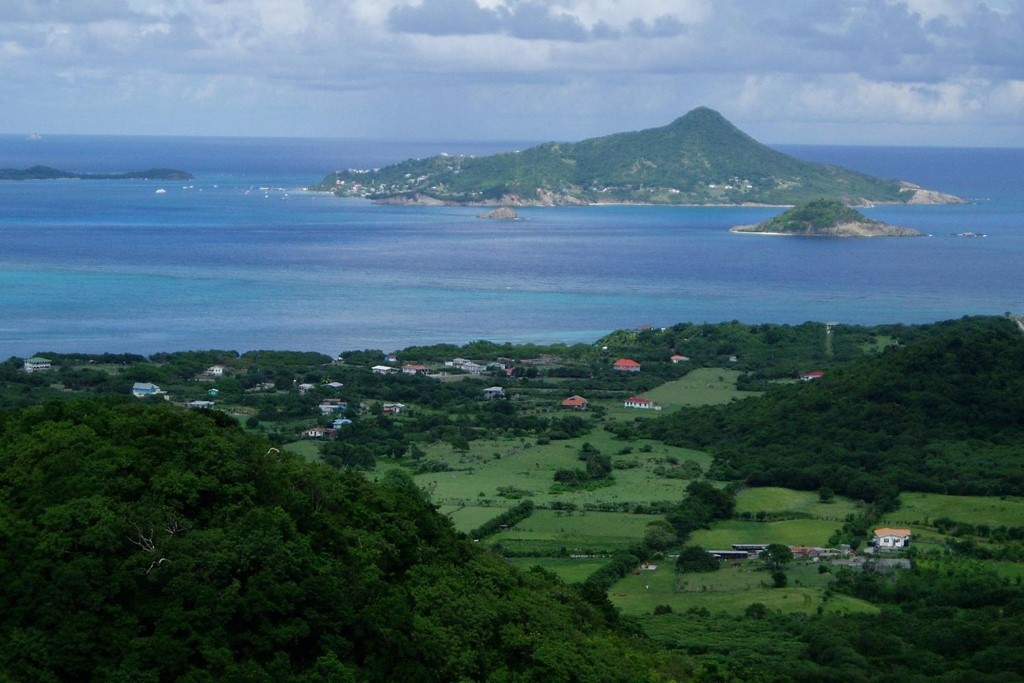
[503,557,610,584]
[603,368,758,417]
[882,492,1024,527]
[412,431,710,510]
[485,509,657,554]
[608,558,879,617]
[688,518,843,549]
[734,487,861,520]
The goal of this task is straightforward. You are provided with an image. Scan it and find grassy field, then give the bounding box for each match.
[436,504,507,534]
[602,368,758,418]
[412,431,710,510]
[688,518,843,548]
[608,558,879,617]
[502,557,610,584]
[485,509,657,554]
[883,492,1024,527]
[283,440,321,464]
[734,487,861,520]
[861,335,897,353]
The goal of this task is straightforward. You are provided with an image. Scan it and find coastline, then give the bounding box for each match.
[729,222,923,237]
[363,185,962,208]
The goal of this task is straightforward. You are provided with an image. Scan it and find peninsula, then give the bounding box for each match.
[730,198,922,237]
[0,165,194,181]
[316,107,962,207]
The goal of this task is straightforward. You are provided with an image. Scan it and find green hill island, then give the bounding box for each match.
[0,165,193,181]
[731,198,923,237]
[316,107,962,207]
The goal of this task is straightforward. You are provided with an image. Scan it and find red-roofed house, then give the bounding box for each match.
[402,364,429,375]
[873,528,911,549]
[670,354,690,363]
[561,395,589,410]
[613,358,641,372]
[800,371,826,381]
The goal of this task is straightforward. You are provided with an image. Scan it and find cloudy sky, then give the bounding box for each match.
[1,0,1021,145]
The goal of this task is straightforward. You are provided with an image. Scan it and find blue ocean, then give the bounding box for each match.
[1,134,1022,357]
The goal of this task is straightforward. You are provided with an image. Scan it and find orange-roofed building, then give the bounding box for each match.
[613,358,641,372]
[561,395,589,410]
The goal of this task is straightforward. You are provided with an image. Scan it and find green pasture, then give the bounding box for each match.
[862,335,897,353]
[993,561,1024,582]
[502,557,610,584]
[647,368,759,407]
[735,487,861,520]
[609,559,878,617]
[411,432,710,509]
[604,368,758,417]
[688,518,842,549]
[883,492,1024,527]
[437,505,506,534]
[486,509,656,554]
[283,440,321,464]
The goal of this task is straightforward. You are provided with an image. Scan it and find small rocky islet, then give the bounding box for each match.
[730,198,923,237]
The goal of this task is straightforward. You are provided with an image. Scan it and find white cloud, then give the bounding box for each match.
[0,0,1019,144]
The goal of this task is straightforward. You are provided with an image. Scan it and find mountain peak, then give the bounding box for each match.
[671,106,729,126]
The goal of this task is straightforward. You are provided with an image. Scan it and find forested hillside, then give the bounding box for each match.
[318,107,914,206]
[0,398,683,682]
[638,316,1024,504]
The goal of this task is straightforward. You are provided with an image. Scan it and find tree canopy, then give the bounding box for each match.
[0,397,680,681]
[638,316,1024,504]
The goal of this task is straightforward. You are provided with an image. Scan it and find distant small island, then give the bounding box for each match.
[0,165,194,181]
[476,207,518,220]
[730,198,922,237]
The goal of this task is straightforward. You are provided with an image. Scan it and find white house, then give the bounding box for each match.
[483,386,506,399]
[383,402,405,414]
[319,400,349,415]
[24,357,52,373]
[873,528,912,549]
[187,400,215,410]
[206,365,226,377]
[372,365,396,375]
[446,358,485,374]
[132,382,162,398]
[624,396,659,410]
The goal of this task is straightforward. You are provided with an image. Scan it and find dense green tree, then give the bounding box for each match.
[762,544,794,571]
[639,316,1024,501]
[676,546,720,573]
[0,398,679,681]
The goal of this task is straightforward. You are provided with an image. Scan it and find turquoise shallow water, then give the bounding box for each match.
[1,137,1022,356]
